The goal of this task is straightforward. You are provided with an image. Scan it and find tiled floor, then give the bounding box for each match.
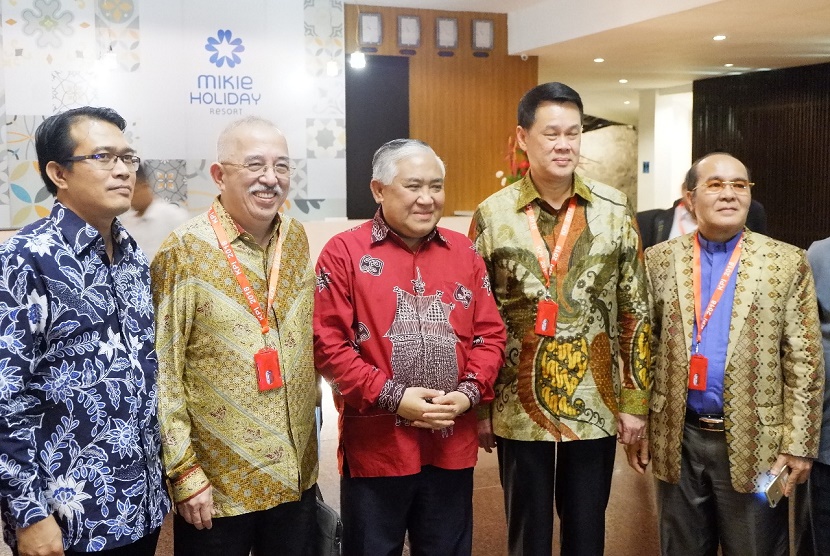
[0,392,661,555]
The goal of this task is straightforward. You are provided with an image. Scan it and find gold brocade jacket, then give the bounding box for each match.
[152,199,318,516]
[645,230,824,493]
[471,174,651,442]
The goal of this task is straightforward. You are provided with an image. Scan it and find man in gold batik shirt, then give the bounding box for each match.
[471,82,651,556]
[152,116,318,556]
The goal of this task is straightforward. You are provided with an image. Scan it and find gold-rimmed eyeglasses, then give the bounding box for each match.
[221,161,296,177]
[63,152,141,172]
[693,179,754,196]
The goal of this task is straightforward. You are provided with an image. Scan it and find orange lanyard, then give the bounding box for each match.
[692,231,742,349]
[208,207,286,338]
[524,196,577,295]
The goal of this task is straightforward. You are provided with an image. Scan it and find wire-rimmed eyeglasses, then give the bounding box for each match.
[221,161,296,177]
[693,179,754,195]
[63,152,141,172]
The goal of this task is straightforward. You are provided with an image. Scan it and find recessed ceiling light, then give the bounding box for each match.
[623,101,631,105]
[713,35,727,41]
[724,63,734,67]
[594,57,605,63]
[619,79,628,84]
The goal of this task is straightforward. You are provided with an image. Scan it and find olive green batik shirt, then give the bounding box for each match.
[471,174,651,442]
[152,199,318,517]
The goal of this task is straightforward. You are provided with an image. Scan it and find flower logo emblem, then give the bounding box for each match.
[205,29,245,68]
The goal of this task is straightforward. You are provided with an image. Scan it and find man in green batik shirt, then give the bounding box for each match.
[471,82,651,556]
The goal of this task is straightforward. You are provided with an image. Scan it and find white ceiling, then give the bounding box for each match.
[345,0,830,125]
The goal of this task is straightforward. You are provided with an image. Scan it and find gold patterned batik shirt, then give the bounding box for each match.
[151,199,318,517]
[471,174,651,442]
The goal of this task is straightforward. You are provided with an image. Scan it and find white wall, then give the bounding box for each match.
[636,86,692,211]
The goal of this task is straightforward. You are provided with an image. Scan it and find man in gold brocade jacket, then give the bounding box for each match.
[627,153,823,555]
[152,116,318,556]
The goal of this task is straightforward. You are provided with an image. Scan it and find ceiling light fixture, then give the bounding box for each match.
[624,101,630,105]
[349,51,366,69]
[713,35,726,41]
[724,63,734,67]
[619,79,628,84]
[594,57,604,63]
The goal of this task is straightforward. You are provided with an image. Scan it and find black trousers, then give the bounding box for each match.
[64,529,160,555]
[808,460,830,554]
[340,464,474,556]
[497,435,616,556]
[173,486,316,556]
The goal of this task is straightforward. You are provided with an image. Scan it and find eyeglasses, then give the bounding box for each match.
[63,152,141,171]
[221,161,295,177]
[693,179,754,195]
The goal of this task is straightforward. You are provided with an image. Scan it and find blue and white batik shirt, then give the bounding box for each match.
[0,202,170,552]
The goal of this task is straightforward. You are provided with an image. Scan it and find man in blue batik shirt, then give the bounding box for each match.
[0,107,170,556]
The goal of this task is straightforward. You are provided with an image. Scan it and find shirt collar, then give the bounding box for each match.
[51,201,135,257]
[370,208,449,247]
[212,196,281,246]
[513,172,594,212]
[697,229,743,253]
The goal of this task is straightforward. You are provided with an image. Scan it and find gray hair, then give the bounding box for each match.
[216,116,284,161]
[371,139,445,185]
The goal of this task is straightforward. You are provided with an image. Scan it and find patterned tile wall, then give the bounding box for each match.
[0,0,348,229]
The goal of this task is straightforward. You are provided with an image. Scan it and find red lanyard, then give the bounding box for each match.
[524,197,577,294]
[692,231,742,348]
[208,207,286,338]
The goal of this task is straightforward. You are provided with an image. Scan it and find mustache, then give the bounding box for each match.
[249,184,280,194]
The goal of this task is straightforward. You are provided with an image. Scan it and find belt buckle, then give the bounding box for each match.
[698,416,724,432]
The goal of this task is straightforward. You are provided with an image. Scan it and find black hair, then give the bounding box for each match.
[35,106,127,196]
[517,82,584,129]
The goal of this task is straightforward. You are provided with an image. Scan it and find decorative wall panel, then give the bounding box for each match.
[693,62,830,248]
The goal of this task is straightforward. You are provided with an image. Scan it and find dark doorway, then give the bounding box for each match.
[345,55,410,219]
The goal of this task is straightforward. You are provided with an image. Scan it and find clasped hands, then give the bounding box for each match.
[396,387,471,429]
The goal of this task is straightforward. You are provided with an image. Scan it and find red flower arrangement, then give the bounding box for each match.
[495,136,530,187]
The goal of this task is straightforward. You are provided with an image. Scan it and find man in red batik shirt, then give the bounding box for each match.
[313,139,506,556]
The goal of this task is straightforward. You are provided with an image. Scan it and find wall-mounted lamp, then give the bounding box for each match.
[326,59,339,76]
[350,51,366,69]
[98,44,118,71]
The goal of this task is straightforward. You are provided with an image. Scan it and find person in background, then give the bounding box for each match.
[152,116,318,556]
[118,164,190,261]
[628,152,823,555]
[636,184,767,249]
[314,139,506,555]
[0,106,170,555]
[471,82,651,556]
[807,236,830,554]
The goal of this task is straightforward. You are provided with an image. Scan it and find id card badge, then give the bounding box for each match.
[254,347,283,391]
[535,299,559,337]
[688,353,708,391]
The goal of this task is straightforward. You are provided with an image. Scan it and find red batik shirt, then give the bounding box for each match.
[314,210,506,478]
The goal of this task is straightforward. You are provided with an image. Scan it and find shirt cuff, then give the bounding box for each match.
[619,388,649,415]
[456,381,481,409]
[170,465,211,504]
[7,499,50,530]
[476,402,492,421]
[377,380,406,413]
